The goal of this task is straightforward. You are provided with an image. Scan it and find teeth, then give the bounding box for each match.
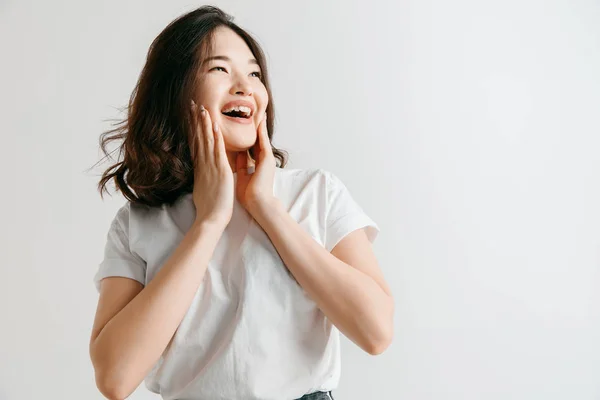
[222,105,252,117]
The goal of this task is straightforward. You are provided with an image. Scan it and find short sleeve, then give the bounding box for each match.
[93,204,147,293]
[323,170,380,252]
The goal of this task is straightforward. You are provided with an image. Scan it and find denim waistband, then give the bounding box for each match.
[296,390,334,400]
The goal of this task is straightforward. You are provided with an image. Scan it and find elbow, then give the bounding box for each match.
[366,326,393,355]
[365,304,394,356]
[95,372,124,400]
[366,335,392,356]
[91,347,133,400]
[95,369,132,400]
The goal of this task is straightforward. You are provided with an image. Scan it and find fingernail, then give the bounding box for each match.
[213,121,219,132]
[191,99,196,106]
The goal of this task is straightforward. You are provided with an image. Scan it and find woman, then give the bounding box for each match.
[89,5,394,400]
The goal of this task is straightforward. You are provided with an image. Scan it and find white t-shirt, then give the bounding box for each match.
[94,167,379,400]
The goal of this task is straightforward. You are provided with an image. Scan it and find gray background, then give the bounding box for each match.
[1,0,599,399]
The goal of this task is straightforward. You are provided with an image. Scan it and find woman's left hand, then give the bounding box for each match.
[235,113,277,216]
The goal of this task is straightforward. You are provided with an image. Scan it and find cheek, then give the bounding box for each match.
[256,86,269,112]
[195,78,223,103]
[194,86,210,105]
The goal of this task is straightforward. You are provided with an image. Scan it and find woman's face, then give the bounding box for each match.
[194,26,268,153]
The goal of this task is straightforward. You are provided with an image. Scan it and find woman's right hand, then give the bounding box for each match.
[190,101,234,228]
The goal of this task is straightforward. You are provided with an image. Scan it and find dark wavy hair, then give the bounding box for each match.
[91,5,288,208]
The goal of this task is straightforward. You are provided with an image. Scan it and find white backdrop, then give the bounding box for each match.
[1,0,599,399]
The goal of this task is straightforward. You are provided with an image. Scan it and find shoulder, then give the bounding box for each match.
[275,167,351,203]
[276,166,338,187]
[111,200,149,222]
[109,202,131,229]
[108,200,161,238]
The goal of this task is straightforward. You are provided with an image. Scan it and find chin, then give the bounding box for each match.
[221,130,256,152]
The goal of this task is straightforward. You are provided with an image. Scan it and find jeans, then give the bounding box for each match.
[296,391,335,400]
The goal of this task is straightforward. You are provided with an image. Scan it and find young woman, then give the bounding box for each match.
[89,6,394,400]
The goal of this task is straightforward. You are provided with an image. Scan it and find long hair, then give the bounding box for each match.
[92,5,288,207]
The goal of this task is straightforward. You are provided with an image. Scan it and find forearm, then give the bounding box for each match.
[91,219,225,397]
[249,200,393,355]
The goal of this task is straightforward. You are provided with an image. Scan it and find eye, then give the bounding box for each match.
[250,71,262,78]
[211,66,227,73]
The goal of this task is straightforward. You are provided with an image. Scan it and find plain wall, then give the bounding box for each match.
[0,0,598,399]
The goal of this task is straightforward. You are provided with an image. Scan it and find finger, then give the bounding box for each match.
[213,120,228,169]
[251,114,265,161]
[199,105,215,164]
[257,114,272,161]
[236,150,249,177]
[190,101,205,162]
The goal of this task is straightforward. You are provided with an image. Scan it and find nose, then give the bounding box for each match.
[230,74,253,96]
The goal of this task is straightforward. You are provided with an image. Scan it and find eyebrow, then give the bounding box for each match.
[203,55,259,66]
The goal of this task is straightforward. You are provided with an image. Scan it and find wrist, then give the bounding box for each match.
[247,197,282,218]
[192,216,228,233]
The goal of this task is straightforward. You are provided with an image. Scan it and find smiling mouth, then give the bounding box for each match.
[221,112,254,125]
[221,109,251,119]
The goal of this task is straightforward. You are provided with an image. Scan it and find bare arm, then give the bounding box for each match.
[89,219,225,400]
[249,199,394,356]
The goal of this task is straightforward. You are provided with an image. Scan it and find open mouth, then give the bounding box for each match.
[221,106,253,120]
